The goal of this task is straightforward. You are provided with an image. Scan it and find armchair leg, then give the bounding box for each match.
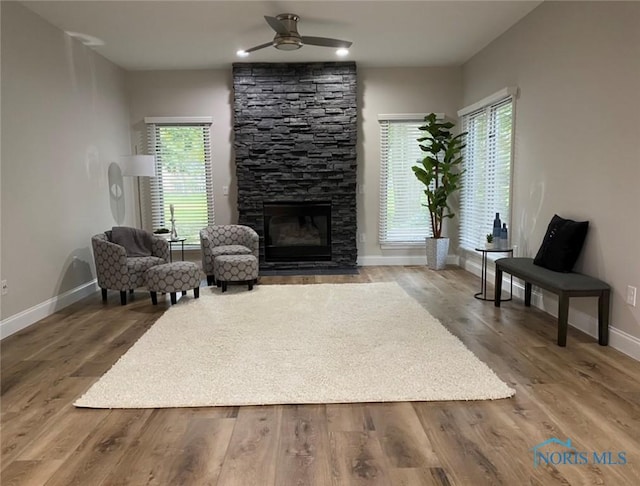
[194,287,200,299]
[120,291,127,305]
[207,275,215,286]
[101,288,108,301]
[150,291,158,305]
[170,292,177,305]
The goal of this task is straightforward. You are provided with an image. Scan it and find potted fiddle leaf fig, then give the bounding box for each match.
[412,113,466,270]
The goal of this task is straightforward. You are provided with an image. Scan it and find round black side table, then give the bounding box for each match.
[168,238,186,262]
[474,247,513,301]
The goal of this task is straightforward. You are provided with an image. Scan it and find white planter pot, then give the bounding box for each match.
[425,237,449,270]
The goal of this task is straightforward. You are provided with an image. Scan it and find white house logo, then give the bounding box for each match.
[530,438,627,468]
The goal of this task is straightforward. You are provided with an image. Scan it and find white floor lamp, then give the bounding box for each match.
[121,155,156,229]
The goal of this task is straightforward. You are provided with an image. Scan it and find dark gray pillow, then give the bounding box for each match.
[534,215,589,272]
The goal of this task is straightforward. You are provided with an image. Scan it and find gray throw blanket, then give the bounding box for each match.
[111,226,153,257]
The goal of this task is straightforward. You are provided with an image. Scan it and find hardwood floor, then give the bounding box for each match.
[2,266,640,485]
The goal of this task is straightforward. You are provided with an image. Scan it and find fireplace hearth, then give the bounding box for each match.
[264,202,331,262]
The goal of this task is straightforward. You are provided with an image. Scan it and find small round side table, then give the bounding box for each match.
[168,238,186,262]
[474,247,513,301]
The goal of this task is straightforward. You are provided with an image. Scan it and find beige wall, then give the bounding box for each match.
[462,1,640,338]
[0,2,134,320]
[126,70,236,229]
[357,67,462,263]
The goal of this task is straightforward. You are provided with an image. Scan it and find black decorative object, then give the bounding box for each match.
[533,214,589,272]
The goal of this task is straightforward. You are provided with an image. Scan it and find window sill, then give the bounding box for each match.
[380,243,425,250]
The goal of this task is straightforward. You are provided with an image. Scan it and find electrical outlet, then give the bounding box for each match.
[627,285,637,306]
[359,233,366,243]
[222,185,229,196]
[1,280,7,296]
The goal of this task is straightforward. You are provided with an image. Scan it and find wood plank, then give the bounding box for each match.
[41,409,153,486]
[531,383,640,484]
[274,404,331,486]
[1,376,95,463]
[215,406,282,486]
[166,416,236,486]
[18,408,109,461]
[329,431,392,486]
[0,459,65,486]
[326,403,375,433]
[387,467,453,486]
[412,402,511,486]
[367,402,439,468]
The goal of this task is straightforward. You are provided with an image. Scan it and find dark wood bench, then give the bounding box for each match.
[494,257,610,347]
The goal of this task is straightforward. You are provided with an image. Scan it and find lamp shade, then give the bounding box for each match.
[121,155,156,177]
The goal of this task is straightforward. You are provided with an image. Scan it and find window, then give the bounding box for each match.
[378,114,442,245]
[145,117,214,245]
[458,89,516,251]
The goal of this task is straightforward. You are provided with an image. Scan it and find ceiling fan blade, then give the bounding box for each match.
[243,42,274,53]
[302,36,352,48]
[264,15,290,35]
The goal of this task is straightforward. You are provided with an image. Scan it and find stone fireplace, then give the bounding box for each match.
[233,62,357,270]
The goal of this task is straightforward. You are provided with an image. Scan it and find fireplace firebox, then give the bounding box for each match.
[263,202,331,262]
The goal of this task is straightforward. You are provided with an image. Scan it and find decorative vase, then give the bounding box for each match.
[493,212,502,239]
[425,237,449,270]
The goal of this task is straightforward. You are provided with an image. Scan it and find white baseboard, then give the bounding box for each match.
[0,279,98,340]
[358,254,459,266]
[607,328,640,362]
[460,255,640,361]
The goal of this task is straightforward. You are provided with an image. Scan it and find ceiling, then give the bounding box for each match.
[22,1,542,71]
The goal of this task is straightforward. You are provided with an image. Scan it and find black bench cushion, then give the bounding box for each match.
[496,257,609,292]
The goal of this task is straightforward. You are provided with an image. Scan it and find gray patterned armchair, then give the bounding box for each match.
[91,231,169,305]
[200,225,259,286]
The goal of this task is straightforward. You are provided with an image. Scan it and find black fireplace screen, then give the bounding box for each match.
[263,202,331,262]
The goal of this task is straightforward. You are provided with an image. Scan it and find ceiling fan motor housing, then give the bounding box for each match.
[274,13,302,50]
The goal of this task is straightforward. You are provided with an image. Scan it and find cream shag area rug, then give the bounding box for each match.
[75,282,514,408]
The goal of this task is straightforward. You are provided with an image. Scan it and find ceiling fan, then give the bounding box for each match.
[237,13,352,56]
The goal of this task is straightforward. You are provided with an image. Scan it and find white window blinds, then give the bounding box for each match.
[379,117,434,245]
[146,119,214,245]
[458,91,515,250]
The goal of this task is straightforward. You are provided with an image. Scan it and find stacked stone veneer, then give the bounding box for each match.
[233,62,357,270]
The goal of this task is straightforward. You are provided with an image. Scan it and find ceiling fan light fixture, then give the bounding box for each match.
[236,50,249,57]
[336,48,349,57]
[274,37,303,51]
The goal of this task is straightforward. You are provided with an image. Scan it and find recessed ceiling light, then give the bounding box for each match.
[336,48,349,57]
[237,50,249,58]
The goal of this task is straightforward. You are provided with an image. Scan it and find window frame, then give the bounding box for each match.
[144,116,214,247]
[457,88,517,253]
[377,113,445,248]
